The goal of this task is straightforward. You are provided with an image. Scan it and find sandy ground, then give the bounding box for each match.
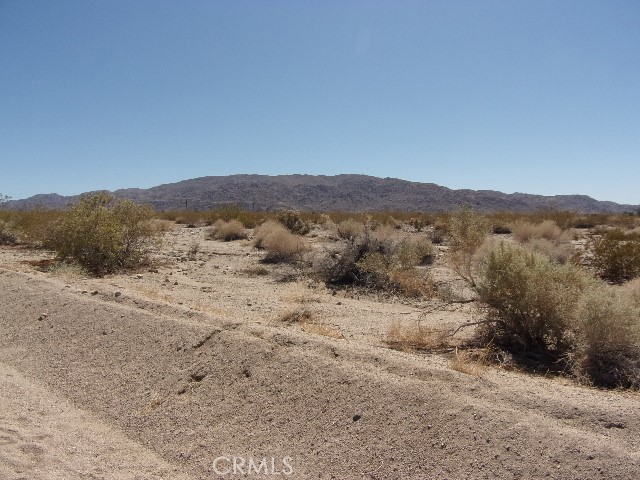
[1,225,639,479]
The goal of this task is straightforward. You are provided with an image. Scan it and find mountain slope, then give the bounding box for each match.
[7,174,639,213]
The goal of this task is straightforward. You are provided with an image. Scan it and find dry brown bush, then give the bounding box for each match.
[255,221,307,263]
[207,219,247,241]
[335,219,365,240]
[253,220,282,249]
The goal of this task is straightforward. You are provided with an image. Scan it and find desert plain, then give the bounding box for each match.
[1,221,639,479]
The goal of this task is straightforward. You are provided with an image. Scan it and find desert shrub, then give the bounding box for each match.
[207,219,247,241]
[253,220,283,249]
[254,221,307,263]
[527,238,575,265]
[429,222,447,245]
[0,209,61,244]
[335,219,365,240]
[407,216,432,232]
[478,242,593,354]
[319,229,434,296]
[276,210,310,235]
[512,220,563,243]
[395,236,435,266]
[0,219,18,245]
[589,229,640,283]
[447,209,491,286]
[574,286,640,388]
[48,193,157,275]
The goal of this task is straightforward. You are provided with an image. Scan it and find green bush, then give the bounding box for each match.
[477,241,640,388]
[590,229,640,283]
[48,193,157,275]
[478,242,593,353]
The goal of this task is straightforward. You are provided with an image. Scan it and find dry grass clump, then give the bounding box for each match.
[450,349,488,376]
[300,322,344,339]
[512,220,563,243]
[276,306,315,324]
[207,219,248,241]
[276,306,343,339]
[254,220,307,263]
[476,241,640,388]
[385,321,451,352]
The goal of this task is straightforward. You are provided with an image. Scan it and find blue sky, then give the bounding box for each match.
[1,1,639,204]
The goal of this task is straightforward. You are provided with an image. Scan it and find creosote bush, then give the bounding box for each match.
[48,193,157,275]
[207,219,248,241]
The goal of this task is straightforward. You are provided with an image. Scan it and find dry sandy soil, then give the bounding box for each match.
[1,224,639,479]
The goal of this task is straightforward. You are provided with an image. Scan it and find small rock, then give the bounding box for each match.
[136,274,143,279]
[114,291,122,297]
[91,290,99,295]
[337,301,342,305]
[81,290,88,294]
[352,414,362,422]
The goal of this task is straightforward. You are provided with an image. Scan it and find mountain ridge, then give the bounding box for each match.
[6,174,639,213]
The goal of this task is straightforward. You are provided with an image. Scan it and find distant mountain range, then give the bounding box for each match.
[6,174,639,213]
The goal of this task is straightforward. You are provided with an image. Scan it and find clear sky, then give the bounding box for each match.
[1,1,639,204]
